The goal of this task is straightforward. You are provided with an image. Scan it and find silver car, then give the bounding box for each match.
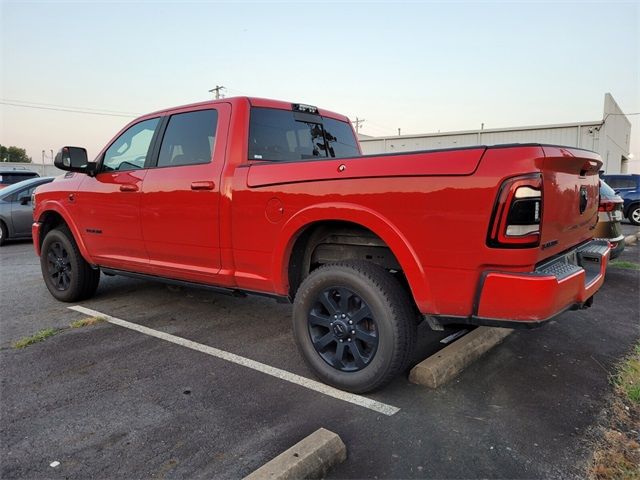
[0,177,54,246]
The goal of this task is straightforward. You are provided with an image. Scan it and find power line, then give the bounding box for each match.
[365,119,396,132]
[0,101,138,118]
[224,87,250,96]
[1,98,141,115]
[602,112,640,124]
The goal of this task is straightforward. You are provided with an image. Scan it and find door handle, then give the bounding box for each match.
[191,181,215,190]
[119,184,138,192]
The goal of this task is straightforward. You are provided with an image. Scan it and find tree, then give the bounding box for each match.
[0,145,31,163]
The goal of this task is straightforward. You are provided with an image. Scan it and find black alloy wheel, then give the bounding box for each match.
[293,261,417,393]
[46,241,72,291]
[40,226,100,302]
[308,286,379,372]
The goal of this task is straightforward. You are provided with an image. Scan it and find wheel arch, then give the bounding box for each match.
[625,200,640,216]
[272,203,429,308]
[36,203,94,264]
[0,216,9,240]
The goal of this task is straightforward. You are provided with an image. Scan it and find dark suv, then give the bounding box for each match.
[0,167,40,190]
[601,174,640,226]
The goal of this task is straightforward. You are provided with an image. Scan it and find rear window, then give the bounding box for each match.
[605,177,636,189]
[0,172,39,185]
[600,180,617,197]
[248,108,359,162]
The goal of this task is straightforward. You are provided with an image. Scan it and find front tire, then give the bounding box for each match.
[292,261,417,393]
[628,204,640,226]
[40,227,100,302]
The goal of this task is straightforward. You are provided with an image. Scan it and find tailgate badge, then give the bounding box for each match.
[579,187,588,214]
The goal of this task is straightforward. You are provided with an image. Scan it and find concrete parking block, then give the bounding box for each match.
[409,326,513,389]
[244,428,346,480]
[623,234,638,246]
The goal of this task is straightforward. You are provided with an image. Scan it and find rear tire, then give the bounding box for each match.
[292,261,417,393]
[628,204,640,226]
[40,226,100,302]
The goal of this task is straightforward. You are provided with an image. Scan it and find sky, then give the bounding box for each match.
[1,0,639,170]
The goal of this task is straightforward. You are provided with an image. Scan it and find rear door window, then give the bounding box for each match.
[157,110,218,167]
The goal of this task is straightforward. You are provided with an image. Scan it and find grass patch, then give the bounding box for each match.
[609,260,640,271]
[69,316,105,329]
[589,342,640,479]
[614,344,640,404]
[12,316,106,349]
[12,328,60,349]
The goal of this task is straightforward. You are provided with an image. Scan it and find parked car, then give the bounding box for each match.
[32,97,609,392]
[0,167,40,190]
[0,176,54,246]
[595,179,625,259]
[601,173,640,226]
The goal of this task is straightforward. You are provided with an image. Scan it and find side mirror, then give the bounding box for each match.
[19,195,30,205]
[54,147,96,175]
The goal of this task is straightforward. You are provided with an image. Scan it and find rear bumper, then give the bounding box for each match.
[32,222,42,256]
[437,239,610,329]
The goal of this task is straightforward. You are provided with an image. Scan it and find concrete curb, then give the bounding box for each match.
[244,428,346,480]
[623,233,639,246]
[409,327,513,389]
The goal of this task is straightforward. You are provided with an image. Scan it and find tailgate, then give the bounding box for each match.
[538,146,602,261]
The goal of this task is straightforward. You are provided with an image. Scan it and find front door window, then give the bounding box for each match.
[102,118,159,171]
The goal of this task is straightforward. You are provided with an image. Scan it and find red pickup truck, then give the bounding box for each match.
[33,97,609,392]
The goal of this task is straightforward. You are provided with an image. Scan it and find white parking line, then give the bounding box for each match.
[69,305,400,416]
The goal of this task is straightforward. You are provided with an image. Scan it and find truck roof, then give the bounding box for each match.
[143,96,351,124]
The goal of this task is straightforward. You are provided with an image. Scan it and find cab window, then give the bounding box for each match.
[102,118,159,172]
[322,117,360,158]
[248,108,360,162]
[249,108,327,161]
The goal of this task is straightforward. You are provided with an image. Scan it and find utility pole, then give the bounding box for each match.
[397,128,401,136]
[42,150,45,170]
[352,117,365,134]
[208,85,226,99]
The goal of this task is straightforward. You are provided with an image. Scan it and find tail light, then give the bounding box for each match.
[487,173,542,248]
[598,201,617,212]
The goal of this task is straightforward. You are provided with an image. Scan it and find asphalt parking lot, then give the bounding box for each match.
[1,225,639,479]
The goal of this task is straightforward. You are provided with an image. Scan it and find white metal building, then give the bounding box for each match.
[359,93,632,174]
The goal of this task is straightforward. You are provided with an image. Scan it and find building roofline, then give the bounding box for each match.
[359,120,604,141]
